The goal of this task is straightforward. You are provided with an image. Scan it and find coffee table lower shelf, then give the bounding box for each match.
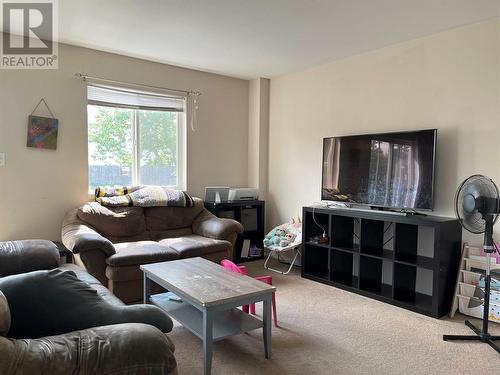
[150,292,264,341]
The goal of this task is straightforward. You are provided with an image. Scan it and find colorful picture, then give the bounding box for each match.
[27,115,59,150]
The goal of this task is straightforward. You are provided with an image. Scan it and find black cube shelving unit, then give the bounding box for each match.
[304,243,330,280]
[331,215,355,250]
[359,256,393,299]
[331,249,357,287]
[302,206,462,318]
[204,200,265,263]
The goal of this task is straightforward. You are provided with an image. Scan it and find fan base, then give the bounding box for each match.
[443,320,500,354]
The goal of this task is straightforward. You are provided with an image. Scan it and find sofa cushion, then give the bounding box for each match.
[77,202,146,237]
[144,198,204,231]
[0,291,10,336]
[159,235,231,258]
[107,232,152,244]
[150,228,193,241]
[107,241,179,267]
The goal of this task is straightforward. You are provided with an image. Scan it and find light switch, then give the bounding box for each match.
[0,153,5,167]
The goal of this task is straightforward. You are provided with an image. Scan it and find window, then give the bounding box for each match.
[87,85,186,193]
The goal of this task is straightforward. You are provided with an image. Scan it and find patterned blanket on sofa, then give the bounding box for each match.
[95,186,194,207]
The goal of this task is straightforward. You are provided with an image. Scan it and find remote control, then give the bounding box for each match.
[168,294,182,302]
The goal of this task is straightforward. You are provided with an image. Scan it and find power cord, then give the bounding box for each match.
[311,204,394,245]
[353,218,360,239]
[383,222,393,234]
[312,206,327,238]
[383,236,394,247]
[382,222,394,246]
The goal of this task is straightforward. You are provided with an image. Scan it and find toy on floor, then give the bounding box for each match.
[263,218,302,275]
[280,232,296,247]
[263,227,287,247]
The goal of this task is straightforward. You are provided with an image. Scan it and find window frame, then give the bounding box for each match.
[86,99,187,194]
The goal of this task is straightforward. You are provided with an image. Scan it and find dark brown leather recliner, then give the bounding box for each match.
[62,197,243,303]
[0,240,178,375]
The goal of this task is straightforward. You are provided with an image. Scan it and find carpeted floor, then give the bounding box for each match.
[169,260,500,374]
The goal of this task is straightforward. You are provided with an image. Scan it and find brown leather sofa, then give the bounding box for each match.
[62,197,243,303]
[0,240,177,375]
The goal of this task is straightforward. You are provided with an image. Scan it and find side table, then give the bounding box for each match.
[53,241,73,264]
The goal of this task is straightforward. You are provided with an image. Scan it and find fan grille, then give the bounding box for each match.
[455,175,499,234]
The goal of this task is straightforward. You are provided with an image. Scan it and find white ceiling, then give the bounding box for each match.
[55,0,500,79]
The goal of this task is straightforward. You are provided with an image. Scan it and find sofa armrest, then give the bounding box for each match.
[0,240,59,277]
[61,209,115,257]
[0,323,177,375]
[192,210,244,241]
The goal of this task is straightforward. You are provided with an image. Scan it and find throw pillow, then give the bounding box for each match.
[0,269,172,339]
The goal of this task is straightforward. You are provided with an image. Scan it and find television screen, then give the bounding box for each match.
[322,129,436,210]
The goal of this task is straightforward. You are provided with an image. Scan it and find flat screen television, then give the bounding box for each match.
[322,129,437,210]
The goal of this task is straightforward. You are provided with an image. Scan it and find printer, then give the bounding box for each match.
[228,188,259,201]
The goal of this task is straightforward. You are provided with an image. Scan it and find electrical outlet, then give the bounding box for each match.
[0,153,5,167]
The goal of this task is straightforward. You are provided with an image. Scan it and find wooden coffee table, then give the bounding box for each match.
[141,257,276,375]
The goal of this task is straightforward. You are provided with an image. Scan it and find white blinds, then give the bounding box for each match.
[87,84,185,112]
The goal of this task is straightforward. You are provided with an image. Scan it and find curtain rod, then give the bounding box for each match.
[74,73,201,96]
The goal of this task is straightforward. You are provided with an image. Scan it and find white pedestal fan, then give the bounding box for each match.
[443,175,500,353]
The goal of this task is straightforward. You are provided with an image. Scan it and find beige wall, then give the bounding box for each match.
[268,19,500,241]
[248,78,270,198]
[248,79,260,189]
[2,18,499,243]
[0,41,249,241]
